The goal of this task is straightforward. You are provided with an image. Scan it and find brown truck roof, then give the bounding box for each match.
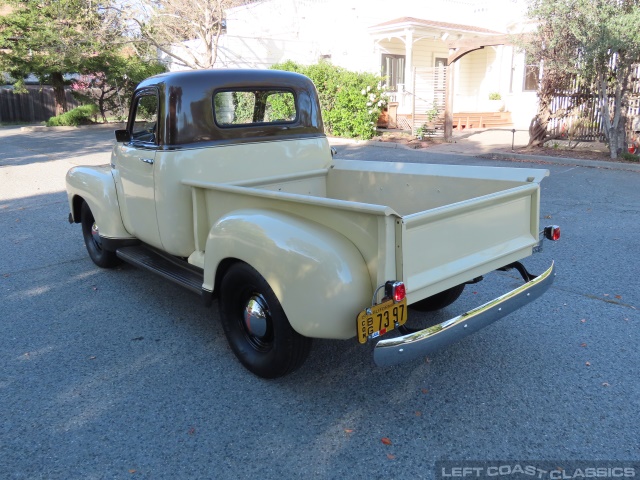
[134,69,325,147]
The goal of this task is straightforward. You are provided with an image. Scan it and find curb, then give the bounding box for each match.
[486,152,640,173]
[20,123,125,133]
[329,136,640,172]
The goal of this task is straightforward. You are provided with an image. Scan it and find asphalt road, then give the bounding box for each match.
[1,126,638,479]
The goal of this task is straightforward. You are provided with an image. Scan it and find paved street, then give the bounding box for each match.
[1,126,639,479]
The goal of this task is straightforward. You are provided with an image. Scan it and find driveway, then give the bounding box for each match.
[1,126,638,479]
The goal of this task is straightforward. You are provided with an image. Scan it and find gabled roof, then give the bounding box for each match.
[370,17,502,36]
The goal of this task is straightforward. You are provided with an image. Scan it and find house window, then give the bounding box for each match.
[523,52,540,91]
[381,54,405,91]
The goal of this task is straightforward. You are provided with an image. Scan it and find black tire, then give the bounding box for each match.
[219,262,311,378]
[410,283,465,312]
[81,201,120,268]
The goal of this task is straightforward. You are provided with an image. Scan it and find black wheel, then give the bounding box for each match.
[410,284,465,312]
[80,201,120,268]
[219,262,311,378]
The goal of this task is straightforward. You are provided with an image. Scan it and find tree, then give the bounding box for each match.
[525,0,640,158]
[72,53,166,122]
[0,0,122,115]
[517,1,583,147]
[120,0,253,70]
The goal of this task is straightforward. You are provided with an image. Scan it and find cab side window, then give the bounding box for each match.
[131,94,159,144]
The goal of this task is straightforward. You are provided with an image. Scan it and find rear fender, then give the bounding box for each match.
[204,209,371,340]
[66,165,133,240]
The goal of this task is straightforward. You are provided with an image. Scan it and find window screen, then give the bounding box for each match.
[214,90,297,126]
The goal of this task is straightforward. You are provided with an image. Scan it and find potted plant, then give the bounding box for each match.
[487,92,504,112]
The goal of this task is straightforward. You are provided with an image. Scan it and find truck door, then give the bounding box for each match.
[113,89,163,249]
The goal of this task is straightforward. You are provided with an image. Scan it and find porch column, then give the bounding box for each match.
[404,28,414,93]
[445,49,455,142]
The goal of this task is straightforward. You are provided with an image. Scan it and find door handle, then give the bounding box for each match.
[140,157,154,165]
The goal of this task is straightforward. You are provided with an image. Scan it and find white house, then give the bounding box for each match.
[163,0,539,130]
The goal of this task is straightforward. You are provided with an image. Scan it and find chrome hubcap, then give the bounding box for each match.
[91,222,102,247]
[243,295,269,338]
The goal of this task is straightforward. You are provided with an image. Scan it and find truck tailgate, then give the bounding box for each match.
[399,182,540,303]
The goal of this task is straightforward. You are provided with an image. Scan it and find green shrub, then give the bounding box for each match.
[620,151,639,162]
[46,104,99,127]
[271,60,386,140]
[488,92,502,100]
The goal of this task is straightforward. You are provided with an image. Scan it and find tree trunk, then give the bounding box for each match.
[51,72,67,116]
[527,111,550,147]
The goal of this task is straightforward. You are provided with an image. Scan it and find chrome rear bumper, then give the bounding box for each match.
[373,262,556,367]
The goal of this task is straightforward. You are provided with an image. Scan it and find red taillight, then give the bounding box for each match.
[544,225,561,241]
[385,281,406,302]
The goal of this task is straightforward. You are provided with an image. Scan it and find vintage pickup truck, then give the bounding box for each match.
[66,69,559,378]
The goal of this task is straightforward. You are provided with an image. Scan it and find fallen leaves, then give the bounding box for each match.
[580,343,587,348]
[615,295,622,299]
[188,427,196,435]
[421,388,429,394]
[386,453,396,460]
[415,411,422,417]
[381,437,392,446]
[344,429,354,434]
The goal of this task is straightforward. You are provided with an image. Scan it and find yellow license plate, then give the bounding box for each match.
[356,298,408,344]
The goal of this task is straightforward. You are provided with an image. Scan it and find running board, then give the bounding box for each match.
[116,246,204,294]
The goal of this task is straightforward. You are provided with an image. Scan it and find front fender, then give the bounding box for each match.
[204,209,371,340]
[66,165,133,240]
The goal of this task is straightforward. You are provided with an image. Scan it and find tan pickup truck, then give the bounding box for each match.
[66,69,559,378]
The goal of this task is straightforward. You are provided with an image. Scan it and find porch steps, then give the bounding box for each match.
[397,112,513,134]
[452,112,513,130]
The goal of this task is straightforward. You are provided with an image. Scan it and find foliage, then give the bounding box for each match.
[265,92,296,122]
[46,104,99,126]
[415,124,436,139]
[117,0,253,70]
[620,151,639,162]
[71,55,166,122]
[525,0,640,158]
[271,61,386,139]
[0,0,123,115]
[415,107,439,139]
[425,106,439,122]
[488,92,502,101]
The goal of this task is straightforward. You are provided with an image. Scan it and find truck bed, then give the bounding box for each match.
[184,159,548,304]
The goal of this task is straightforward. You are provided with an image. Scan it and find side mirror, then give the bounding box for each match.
[115,129,130,143]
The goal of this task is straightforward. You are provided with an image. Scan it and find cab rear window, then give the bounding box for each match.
[214,90,297,126]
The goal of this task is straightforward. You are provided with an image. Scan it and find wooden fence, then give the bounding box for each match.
[0,85,79,123]
[547,64,640,141]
